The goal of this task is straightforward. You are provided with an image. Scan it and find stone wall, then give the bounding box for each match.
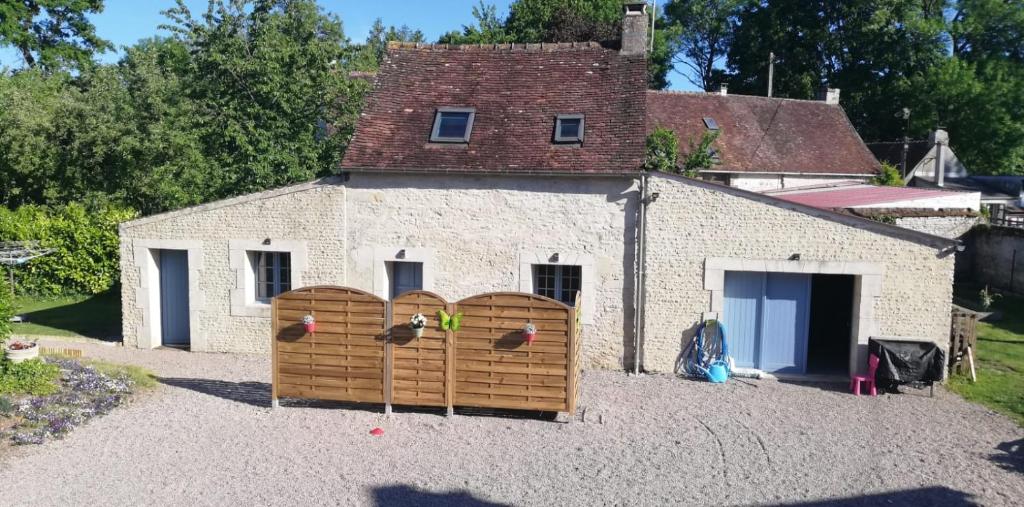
[894,216,980,239]
[119,172,955,375]
[961,225,1024,293]
[641,173,955,373]
[120,175,639,369]
[119,181,347,353]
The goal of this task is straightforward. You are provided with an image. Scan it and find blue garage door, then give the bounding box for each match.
[722,271,811,373]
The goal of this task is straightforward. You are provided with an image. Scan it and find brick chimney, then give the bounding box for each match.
[817,86,841,105]
[620,2,649,56]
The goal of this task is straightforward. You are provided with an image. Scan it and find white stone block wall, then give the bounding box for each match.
[120,183,347,353]
[894,216,981,239]
[120,175,639,369]
[641,173,954,374]
[343,174,639,369]
[727,174,870,192]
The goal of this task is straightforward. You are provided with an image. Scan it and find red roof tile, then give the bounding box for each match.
[341,42,648,174]
[645,91,881,175]
[767,184,967,209]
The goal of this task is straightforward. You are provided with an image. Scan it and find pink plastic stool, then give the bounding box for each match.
[850,353,880,396]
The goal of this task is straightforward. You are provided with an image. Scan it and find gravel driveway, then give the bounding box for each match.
[0,341,1021,506]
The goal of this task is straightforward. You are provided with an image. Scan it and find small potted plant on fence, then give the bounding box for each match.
[302,314,316,334]
[410,313,427,338]
[4,338,39,363]
[523,323,537,345]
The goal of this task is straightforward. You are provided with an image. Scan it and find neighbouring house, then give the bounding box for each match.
[118,3,958,378]
[868,130,1024,223]
[646,85,880,191]
[763,181,982,239]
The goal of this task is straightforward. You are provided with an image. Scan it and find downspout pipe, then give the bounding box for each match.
[634,173,654,375]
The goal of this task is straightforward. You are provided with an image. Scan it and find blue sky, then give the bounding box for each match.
[0,0,693,89]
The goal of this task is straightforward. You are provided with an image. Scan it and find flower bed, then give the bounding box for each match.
[0,358,139,445]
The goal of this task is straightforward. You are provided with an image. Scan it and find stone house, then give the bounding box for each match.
[118,3,958,378]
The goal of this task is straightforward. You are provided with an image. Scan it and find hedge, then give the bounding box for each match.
[0,203,137,296]
[0,276,12,340]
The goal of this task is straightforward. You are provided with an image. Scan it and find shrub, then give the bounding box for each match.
[0,358,61,396]
[681,130,721,177]
[0,276,13,340]
[644,127,679,172]
[871,162,906,187]
[0,202,137,295]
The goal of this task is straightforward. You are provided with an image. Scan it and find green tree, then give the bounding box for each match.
[724,0,947,142]
[643,127,679,172]
[0,0,112,71]
[439,2,512,44]
[360,18,426,66]
[951,0,1024,64]
[680,130,720,176]
[662,0,748,91]
[160,0,366,201]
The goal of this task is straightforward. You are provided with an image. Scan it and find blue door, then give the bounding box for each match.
[722,271,811,373]
[722,271,763,368]
[159,250,190,347]
[760,273,811,373]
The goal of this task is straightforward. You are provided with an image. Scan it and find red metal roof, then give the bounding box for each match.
[768,185,966,209]
[341,42,647,174]
[646,91,881,175]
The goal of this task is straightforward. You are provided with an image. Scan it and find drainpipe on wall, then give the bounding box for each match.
[633,173,647,375]
[633,173,658,375]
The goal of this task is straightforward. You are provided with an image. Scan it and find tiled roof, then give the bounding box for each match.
[341,42,648,174]
[645,91,881,175]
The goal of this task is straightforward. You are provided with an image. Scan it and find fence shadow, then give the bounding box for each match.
[159,378,272,408]
[992,438,1024,474]
[765,486,977,506]
[372,485,510,507]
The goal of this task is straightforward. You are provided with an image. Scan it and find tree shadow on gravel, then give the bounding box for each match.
[372,485,509,507]
[765,486,978,506]
[992,438,1024,474]
[159,378,272,408]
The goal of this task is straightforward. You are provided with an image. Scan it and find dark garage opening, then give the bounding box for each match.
[806,274,855,375]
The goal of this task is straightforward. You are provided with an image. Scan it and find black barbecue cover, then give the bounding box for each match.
[869,338,945,383]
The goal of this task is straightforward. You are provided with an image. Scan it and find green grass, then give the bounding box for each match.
[83,360,158,389]
[948,288,1024,426]
[10,289,120,339]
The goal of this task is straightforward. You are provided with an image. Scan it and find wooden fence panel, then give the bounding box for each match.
[453,292,576,413]
[949,309,978,376]
[390,291,450,407]
[272,286,387,404]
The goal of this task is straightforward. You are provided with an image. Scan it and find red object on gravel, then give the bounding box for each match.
[369,428,384,437]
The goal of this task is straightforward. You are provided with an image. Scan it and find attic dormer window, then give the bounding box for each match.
[703,117,719,130]
[554,114,585,143]
[430,107,475,143]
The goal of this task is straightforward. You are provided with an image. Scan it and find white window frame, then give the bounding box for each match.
[230,239,307,318]
[519,251,595,324]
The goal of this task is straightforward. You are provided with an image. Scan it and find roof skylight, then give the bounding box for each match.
[430,108,476,143]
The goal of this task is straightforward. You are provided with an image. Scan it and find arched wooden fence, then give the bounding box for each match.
[271,286,582,415]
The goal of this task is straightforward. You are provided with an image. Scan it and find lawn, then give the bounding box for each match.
[10,289,120,340]
[948,287,1024,426]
